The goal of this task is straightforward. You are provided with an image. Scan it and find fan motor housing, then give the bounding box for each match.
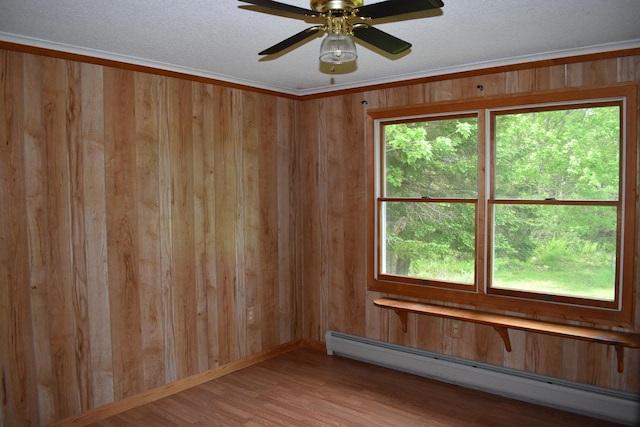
[310,0,363,13]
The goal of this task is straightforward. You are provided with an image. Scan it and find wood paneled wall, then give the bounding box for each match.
[0,50,299,426]
[299,55,640,393]
[2,46,640,427]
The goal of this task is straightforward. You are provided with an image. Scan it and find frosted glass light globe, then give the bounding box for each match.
[319,34,357,64]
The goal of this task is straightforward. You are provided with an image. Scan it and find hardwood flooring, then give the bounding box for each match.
[88,348,623,427]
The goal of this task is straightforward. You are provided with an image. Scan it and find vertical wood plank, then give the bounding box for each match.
[415,315,444,354]
[532,65,566,91]
[453,75,493,98]
[561,336,579,383]
[42,56,82,418]
[579,58,619,86]
[511,69,535,93]
[300,98,329,342]
[616,55,637,83]
[566,61,585,87]
[22,52,58,425]
[293,100,304,341]
[104,67,144,399]
[276,97,296,343]
[460,73,504,98]
[233,88,248,359]
[384,86,410,108]
[430,79,454,102]
[192,82,213,373]
[449,317,476,360]
[134,72,165,389]
[240,90,262,355]
[504,329,526,371]
[329,94,367,337]
[524,333,563,378]
[79,62,115,408]
[364,87,387,110]
[201,83,220,368]
[157,75,177,384]
[473,324,505,365]
[212,86,239,365]
[167,77,198,378]
[0,50,39,426]
[576,341,610,388]
[407,83,426,105]
[620,344,639,392]
[362,88,388,343]
[299,98,319,341]
[326,95,345,334]
[318,98,330,343]
[344,94,367,337]
[66,59,93,414]
[257,94,279,350]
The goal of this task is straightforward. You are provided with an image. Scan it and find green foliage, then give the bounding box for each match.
[495,107,619,200]
[533,238,571,269]
[385,117,477,198]
[493,205,539,261]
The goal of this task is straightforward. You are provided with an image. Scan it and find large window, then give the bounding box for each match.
[368,87,637,323]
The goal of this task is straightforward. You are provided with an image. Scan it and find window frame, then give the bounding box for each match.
[366,85,637,325]
[377,111,481,292]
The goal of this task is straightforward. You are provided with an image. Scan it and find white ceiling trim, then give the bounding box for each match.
[3,31,640,97]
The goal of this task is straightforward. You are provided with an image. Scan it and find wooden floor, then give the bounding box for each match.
[88,348,623,427]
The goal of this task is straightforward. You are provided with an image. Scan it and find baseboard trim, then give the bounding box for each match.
[325,330,640,426]
[48,340,304,426]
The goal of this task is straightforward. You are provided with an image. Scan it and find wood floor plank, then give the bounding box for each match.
[88,348,624,427]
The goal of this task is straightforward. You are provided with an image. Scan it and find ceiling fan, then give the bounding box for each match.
[238,0,444,65]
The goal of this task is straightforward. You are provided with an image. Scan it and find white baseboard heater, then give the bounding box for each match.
[325,330,640,426]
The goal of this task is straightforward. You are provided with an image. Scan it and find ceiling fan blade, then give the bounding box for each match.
[352,26,411,55]
[259,26,324,55]
[238,0,317,17]
[357,0,444,20]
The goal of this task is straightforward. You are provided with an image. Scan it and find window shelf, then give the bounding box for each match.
[374,297,640,373]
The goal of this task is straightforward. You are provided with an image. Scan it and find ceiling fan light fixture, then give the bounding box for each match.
[319,33,357,64]
[240,0,444,65]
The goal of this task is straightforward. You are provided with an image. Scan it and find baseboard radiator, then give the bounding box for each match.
[325,330,640,426]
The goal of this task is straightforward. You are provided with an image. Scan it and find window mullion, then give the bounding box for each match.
[477,108,488,295]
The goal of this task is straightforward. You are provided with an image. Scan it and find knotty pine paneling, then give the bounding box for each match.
[298,54,640,394]
[1,51,298,426]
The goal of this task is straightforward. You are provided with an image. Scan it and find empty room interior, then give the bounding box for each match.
[1,1,640,426]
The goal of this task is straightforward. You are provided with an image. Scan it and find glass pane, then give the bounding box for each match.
[495,106,620,200]
[381,201,475,284]
[492,204,617,301]
[384,117,478,198]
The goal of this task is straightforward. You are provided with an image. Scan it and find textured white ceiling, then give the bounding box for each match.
[1,0,640,96]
